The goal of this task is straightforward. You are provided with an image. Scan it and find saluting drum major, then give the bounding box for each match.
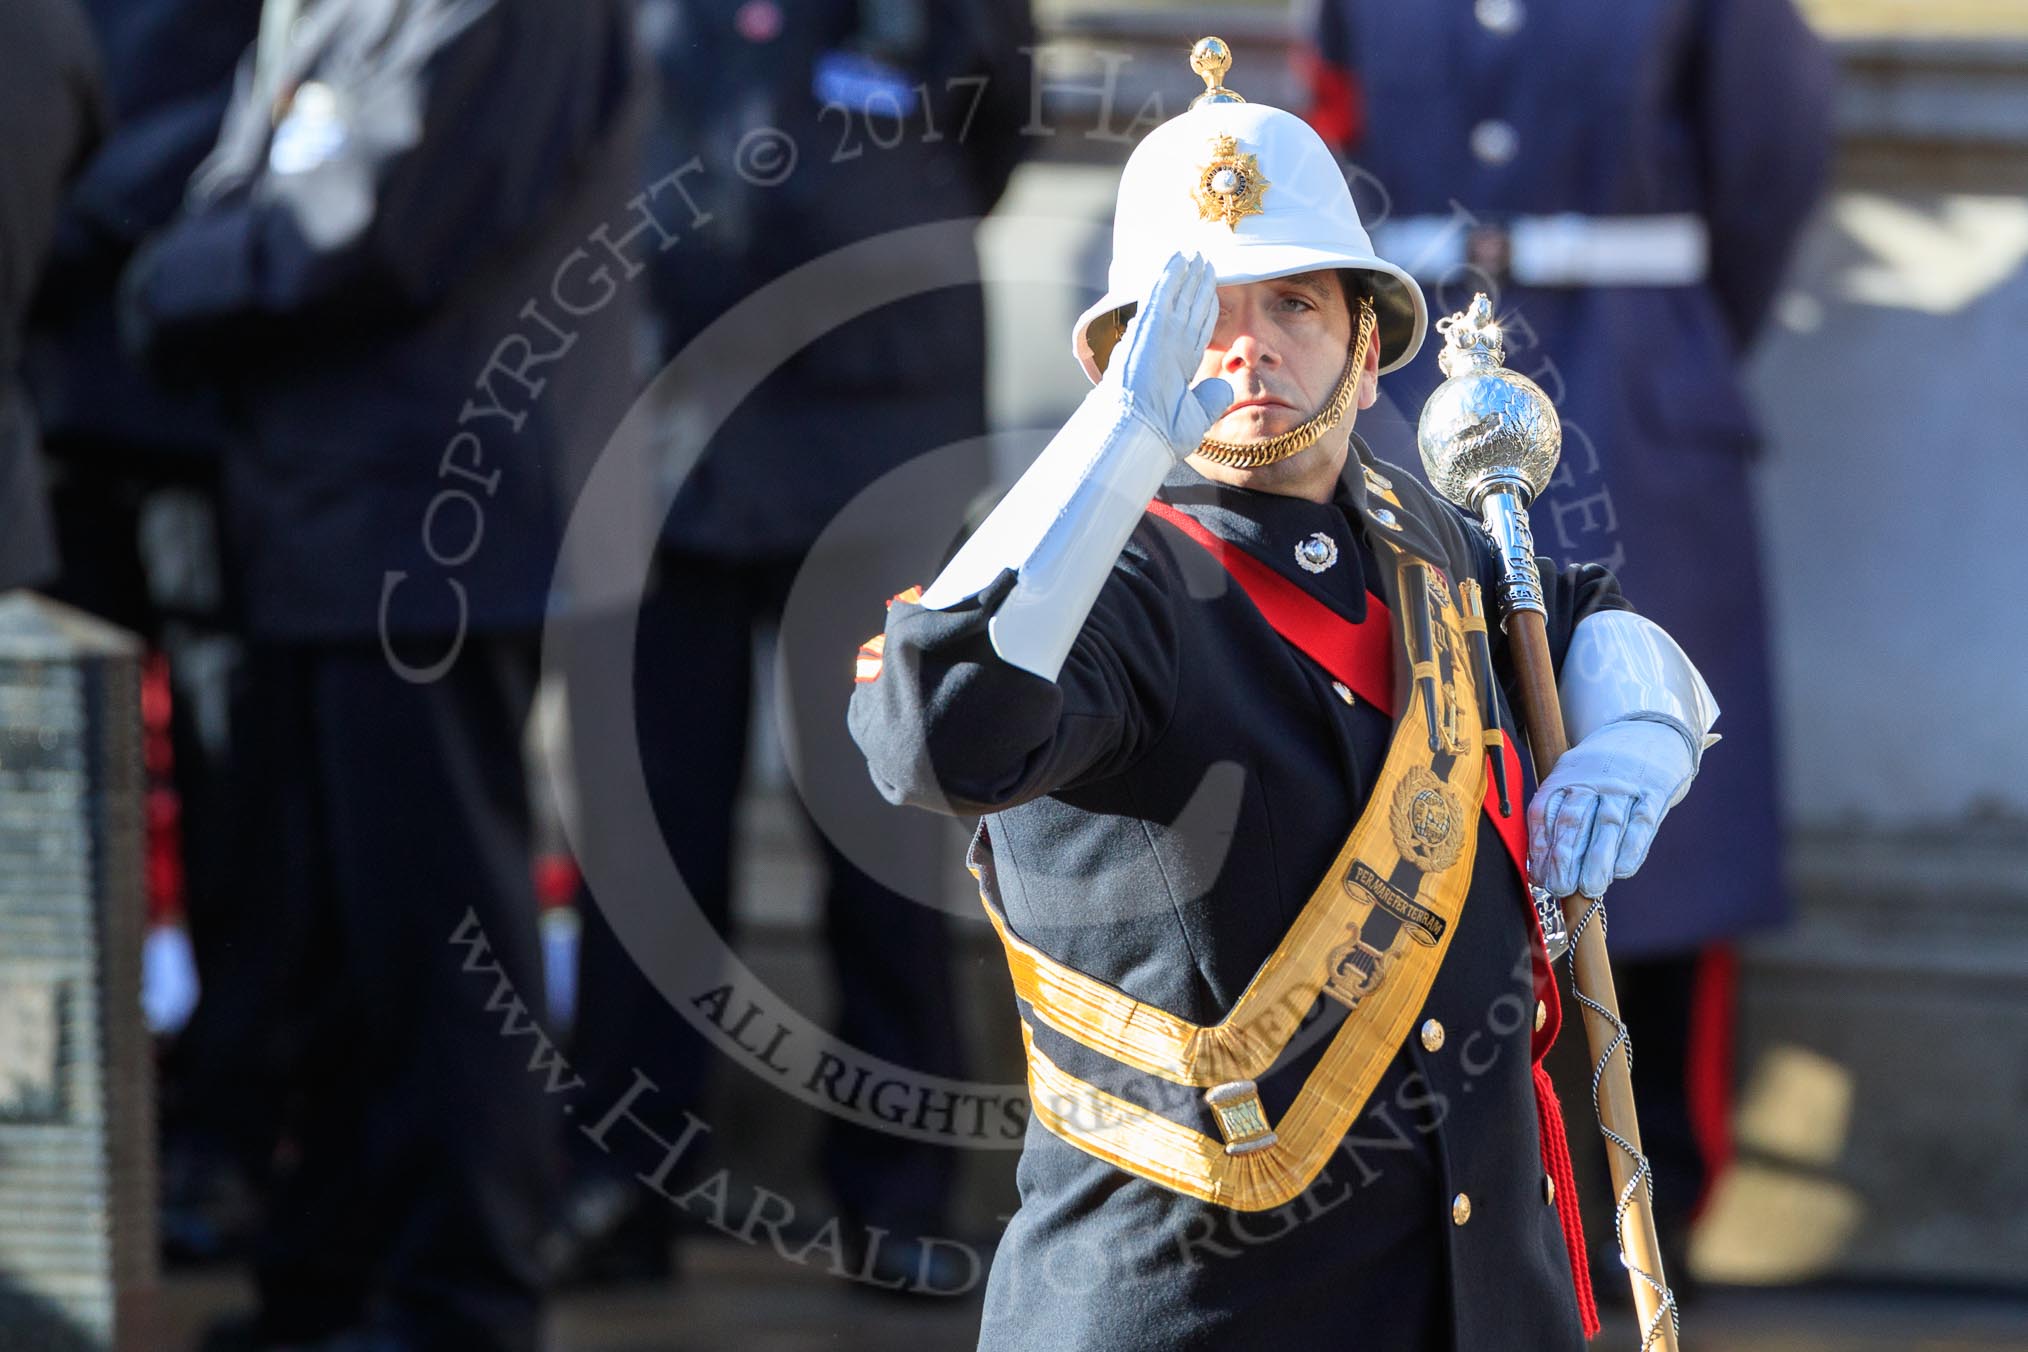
[852,39,1720,1352]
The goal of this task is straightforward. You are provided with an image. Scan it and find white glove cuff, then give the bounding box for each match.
[1560,610,1720,768]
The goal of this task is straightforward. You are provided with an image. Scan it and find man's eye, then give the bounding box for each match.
[1279,295,1315,312]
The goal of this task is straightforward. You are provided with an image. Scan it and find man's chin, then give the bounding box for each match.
[1207,408,1300,443]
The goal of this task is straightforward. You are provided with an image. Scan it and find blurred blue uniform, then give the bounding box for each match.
[122,1,648,1346]
[554,0,1034,1281]
[646,0,1032,558]
[0,0,103,591]
[128,0,647,643]
[1301,0,1834,959]
[23,0,264,1266]
[28,0,259,485]
[1301,0,1835,1293]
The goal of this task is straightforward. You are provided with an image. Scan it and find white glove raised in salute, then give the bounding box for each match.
[1103,251,1234,456]
[912,254,1234,680]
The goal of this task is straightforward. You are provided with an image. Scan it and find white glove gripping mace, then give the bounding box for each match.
[1417,295,1682,1351]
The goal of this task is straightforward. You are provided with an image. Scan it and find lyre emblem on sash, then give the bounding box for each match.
[1323,926,1392,1009]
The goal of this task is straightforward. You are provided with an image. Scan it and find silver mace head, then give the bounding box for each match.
[1416,294,1560,619]
[1414,293,1561,513]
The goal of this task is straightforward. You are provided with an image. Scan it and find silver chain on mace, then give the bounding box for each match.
[1566,898,1682,1350]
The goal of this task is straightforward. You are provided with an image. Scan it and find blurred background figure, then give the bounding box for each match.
[1,0,103,595]
[547,0,1032,1290]
[116,0,648,1347]
[1298,0,1836,1296]
[25,0,267,1269]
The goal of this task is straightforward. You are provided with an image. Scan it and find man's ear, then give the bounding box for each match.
[1356,321,1382,411]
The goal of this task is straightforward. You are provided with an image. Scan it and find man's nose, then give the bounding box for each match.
[1222,329,1276,374]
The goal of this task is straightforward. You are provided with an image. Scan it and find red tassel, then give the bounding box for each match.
[1685,943,1739,1216]
[1534,1062,1599,1338]
[140,652,185,926]
[533,853,582,912]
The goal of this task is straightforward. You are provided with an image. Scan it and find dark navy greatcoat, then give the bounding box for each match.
[851,442,1628,1351]
[645,0,1033,560]
[1302,0,1835,954]
[0,0,103,591]
[123,0,647,642]
[25,0,260,476]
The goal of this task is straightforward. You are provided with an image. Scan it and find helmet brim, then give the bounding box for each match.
[1072,248,1427,385]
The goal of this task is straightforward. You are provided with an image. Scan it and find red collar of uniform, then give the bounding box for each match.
[1144,498,1527,882]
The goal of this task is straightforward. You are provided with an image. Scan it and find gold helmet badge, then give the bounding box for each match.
[1186,41,1266,229]
[1193,133,1269,230]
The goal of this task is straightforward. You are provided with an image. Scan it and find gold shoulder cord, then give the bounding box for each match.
[975,538,1491,1211]
[1193,296,1376,469]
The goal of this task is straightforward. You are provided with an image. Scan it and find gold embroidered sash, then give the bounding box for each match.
[975,541,1487,1211]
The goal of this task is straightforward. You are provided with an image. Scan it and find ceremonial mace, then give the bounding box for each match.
[1417,295,1682,1351]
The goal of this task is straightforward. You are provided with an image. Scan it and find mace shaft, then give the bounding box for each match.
[1504,599,1681,1352]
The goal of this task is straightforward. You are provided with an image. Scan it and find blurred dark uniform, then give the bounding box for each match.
[0,0,104,591]
[27,0,260,626]
[852,448,1624,1349]
[23,0,265,1260]
[122,0,647,1345]
[1301,0,1834,1281]
[555,0,1031,1276]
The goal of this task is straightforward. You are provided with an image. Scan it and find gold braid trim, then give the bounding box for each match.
[972,541,1504,1209]
[1193,297,1377,469]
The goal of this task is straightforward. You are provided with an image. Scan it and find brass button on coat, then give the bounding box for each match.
[1543,1174,1557,1206]
[1420,1018,1445,1052]
[1332,680,1356,706]
[1534,998,1548,1032]
[1451,1192,1472,1226]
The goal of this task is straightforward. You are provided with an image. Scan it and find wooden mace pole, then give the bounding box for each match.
[1504,605,1680,1352]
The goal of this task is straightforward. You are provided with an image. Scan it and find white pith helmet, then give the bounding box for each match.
[1072,38,1428,384]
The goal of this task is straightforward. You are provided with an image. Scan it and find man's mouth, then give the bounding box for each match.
[1226,395,1293,413]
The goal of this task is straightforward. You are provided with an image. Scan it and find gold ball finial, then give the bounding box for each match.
[1189,36,1246,107]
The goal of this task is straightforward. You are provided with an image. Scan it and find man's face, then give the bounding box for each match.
[1192,270,1370,443]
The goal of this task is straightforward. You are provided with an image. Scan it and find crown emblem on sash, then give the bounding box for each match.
[1391,766,1467,874]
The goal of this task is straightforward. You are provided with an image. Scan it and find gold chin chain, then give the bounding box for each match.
[1194,298,1376,470]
